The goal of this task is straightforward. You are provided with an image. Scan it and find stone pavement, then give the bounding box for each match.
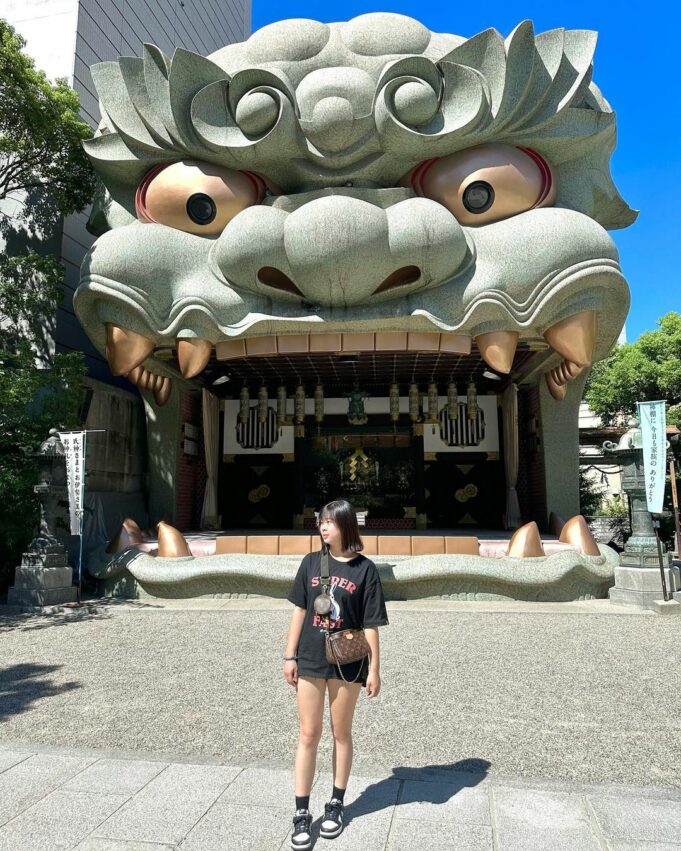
[1,596,680,849]
[1,741,681,850]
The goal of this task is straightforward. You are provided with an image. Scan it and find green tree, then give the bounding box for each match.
[586,312,681,548]
[0,341,85,587]
[0,20,94,589]
[0,19,94,234]
[0,253,86,589]
[586,312,681,428]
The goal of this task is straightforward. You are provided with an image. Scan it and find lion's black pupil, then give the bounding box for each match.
[462,181,494,214]
[186,193,216,224]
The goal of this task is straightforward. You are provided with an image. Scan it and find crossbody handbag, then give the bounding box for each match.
[312,549,370,683]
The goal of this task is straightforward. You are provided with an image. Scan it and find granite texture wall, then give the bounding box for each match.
[539,371,590,524]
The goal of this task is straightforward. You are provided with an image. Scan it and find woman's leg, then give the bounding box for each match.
[294,676,326,796]
[327,678,362,790]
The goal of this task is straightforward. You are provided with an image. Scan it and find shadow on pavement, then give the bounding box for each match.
[308,759,491,843]
[0,663,82,721]
[0,597,159,633]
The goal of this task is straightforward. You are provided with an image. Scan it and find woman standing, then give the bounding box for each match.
[283,499,389,849]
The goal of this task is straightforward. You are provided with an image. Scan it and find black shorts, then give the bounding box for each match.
[298,655,368,687]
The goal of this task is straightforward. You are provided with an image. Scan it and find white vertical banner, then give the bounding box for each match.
[638,401,667,514]
[58,431,86,534]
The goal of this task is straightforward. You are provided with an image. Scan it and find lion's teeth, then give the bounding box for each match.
[545,370,567,400]
[154,376,172,406]
[562,360,584,381]
[139,369,153,389]
[177,338,212,378]
[543,310,596,367]
[126,365,143,385]
[105,324,154,376]
[560,515,600,556]
[156,521,192,557]
[507,521,546,558]
[474,331,519,374]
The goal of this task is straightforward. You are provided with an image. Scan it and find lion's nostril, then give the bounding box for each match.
[257,267,303,296]
[374,265,421,294]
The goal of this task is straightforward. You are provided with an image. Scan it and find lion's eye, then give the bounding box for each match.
[403,143,556,226]
[135,160,271,236]
[186,193,217,225]
[462,181,494,214]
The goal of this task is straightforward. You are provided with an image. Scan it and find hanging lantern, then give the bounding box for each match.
[257,385,268,423]
[294,385,306,424]
[239,386,249,425]
[276,386,287,426]
[427,383,439,423]
[389,383,400,422]
[447,382,458,420]
[467,379,478,420]
[408,383,420,422]
[314,384,324,423]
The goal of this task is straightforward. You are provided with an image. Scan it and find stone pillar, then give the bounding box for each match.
[537,370,587,524]
[142,387,181,524]
[605,427,681,611]
[7,431,77,608]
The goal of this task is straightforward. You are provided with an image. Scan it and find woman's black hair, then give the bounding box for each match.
[317,499,364,553]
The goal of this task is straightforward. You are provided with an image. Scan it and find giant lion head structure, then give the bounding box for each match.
[76,13,634,600]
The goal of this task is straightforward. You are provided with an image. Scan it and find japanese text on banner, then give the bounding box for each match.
[58,431,86,534]
[637,402,667,514]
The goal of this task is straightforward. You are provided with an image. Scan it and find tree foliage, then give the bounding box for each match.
[0,341,85,583]
[586,313,681,428]
[0,19,94,233]
[0,253,86,583]
[0,20,93,585]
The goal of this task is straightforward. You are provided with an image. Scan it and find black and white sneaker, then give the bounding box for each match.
[291,808,313,850]
[320,798,344,839]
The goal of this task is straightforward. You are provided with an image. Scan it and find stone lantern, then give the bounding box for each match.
[604,421,680,610]
[7,430,77,607]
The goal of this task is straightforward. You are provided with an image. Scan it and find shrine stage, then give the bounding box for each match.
[133,528,578,559]
[91,523,619,603]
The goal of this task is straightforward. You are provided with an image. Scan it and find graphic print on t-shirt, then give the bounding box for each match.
[286,551,389,683]
[328,584,341,627]
[311,576,351,631]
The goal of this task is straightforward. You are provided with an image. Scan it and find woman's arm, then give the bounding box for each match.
[364,626,381,698]
[285,606,306,657]
[283,606,306,688]
[365,626,380,673]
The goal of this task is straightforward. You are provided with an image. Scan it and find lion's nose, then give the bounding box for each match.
[212,195,468,307]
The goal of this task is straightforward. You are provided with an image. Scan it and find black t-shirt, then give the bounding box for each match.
[287,550,389,684]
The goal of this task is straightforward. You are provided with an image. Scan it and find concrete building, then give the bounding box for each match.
[2,0,251,552]
[4,0,251,381]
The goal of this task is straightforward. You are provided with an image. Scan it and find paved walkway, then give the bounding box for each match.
[1,597,680,849]
[1,741,681,850]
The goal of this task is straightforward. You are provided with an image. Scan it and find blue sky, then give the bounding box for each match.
[252,0,680,341]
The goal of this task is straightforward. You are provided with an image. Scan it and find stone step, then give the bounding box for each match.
[608,586,681,610]
[614,566,681,593]
[7,586,78,606]
[13,566,74,590]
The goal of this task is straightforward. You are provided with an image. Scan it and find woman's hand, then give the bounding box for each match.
[365,670,381,698]
[284,660,299,689]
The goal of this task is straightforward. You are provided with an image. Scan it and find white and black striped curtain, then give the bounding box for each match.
[438,403,486,446]
[236,405,278,449]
